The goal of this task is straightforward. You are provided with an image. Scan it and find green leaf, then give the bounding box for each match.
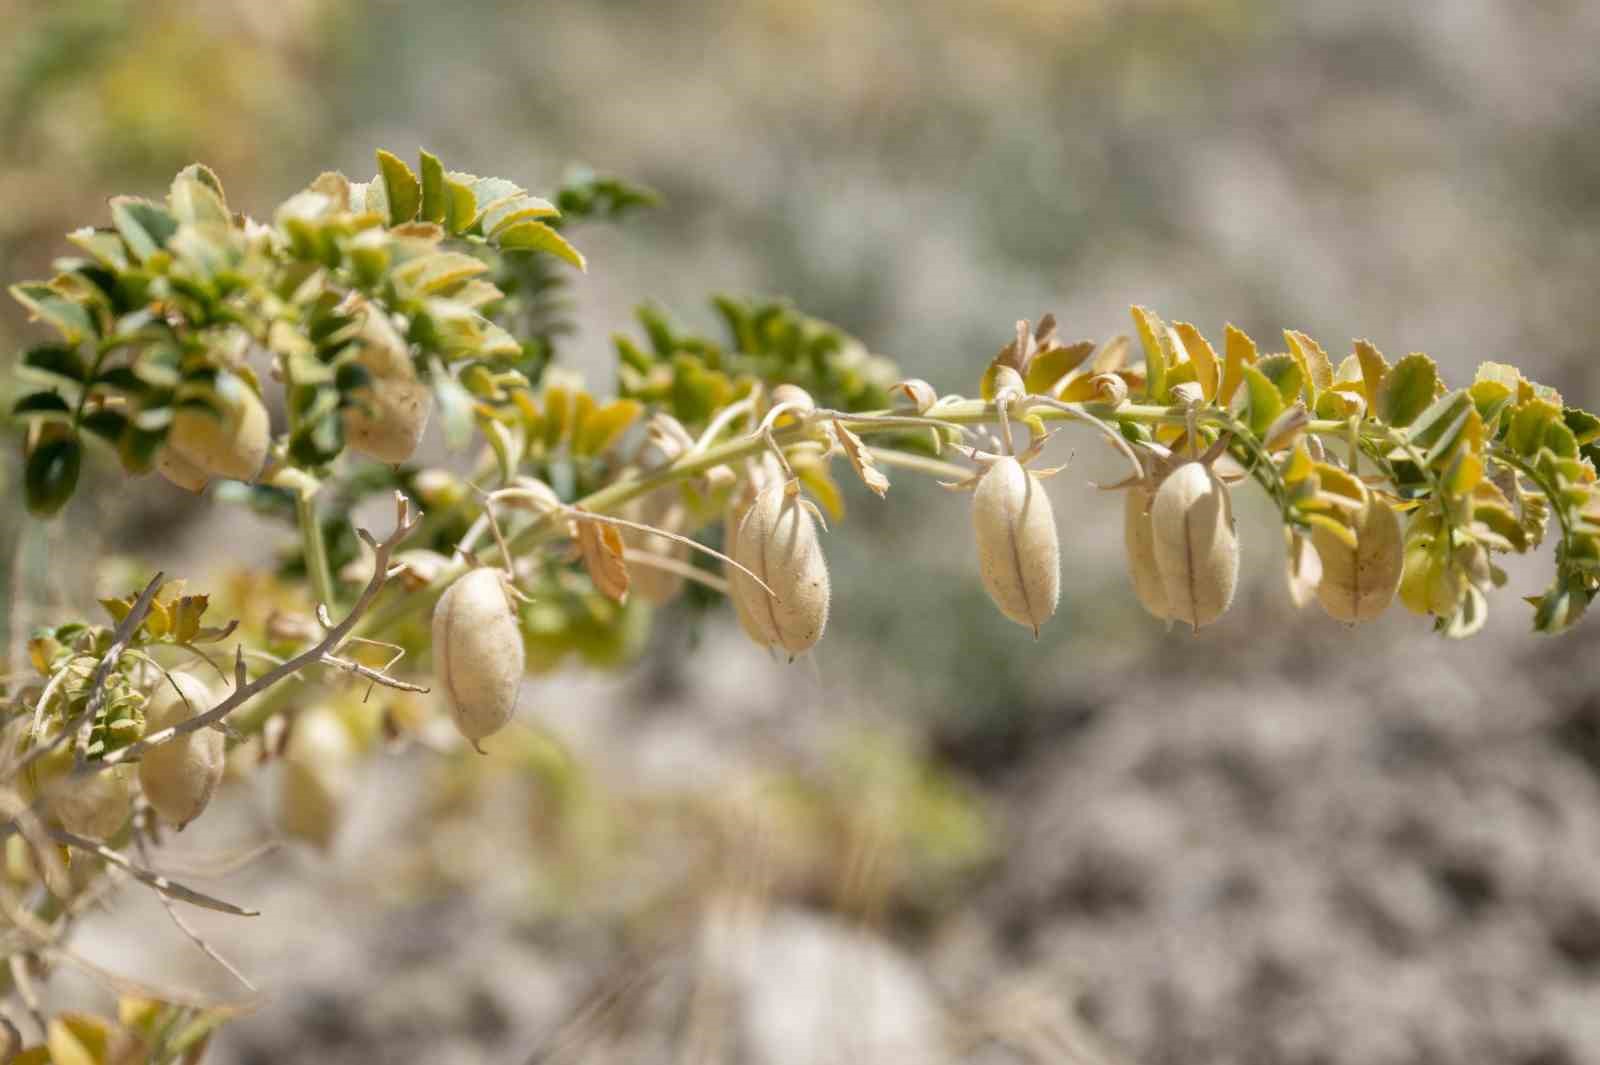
[495,220,587,271]
[66,228,130,271]
[168,164,231,227]
[1377,352,1438,428]
[1255,353,1303,405]
[1564,407,1600,446]
[25,433,82,517]
[419,149,446,224]
[80,408,129,444]
[20,343,88,385]
[1507,398,1563,458]
[377,149,421,225]
[109,197,178,261]
[1240,364,1285,437]
[1405,390,1474,458]
[443,174,479,235]
[11,283,95,343]
[12,390,73,420]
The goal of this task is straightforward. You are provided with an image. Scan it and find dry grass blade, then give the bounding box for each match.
[49,826,259,916]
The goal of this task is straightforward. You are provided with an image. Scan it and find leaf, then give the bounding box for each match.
[11,283,95,343]
[173,594,210,643]
[1256,354,1304,405]
[168,164,231,227]
[1240,364,1285,437]
[1354,339,1388,410]
[483,194,560,236]
[1564,407,1600,446]
[390,251,490,299]
[25,433,81,517]
[1024,339,1095,396]
[796,463,845,522]
[833,418,889,497]
[442,175,479,234]
[1507,398,1563,458]
[1284,330,1333,403]
[573,399,642,456]
[1172,322,1219,402]
[1220,323,1258,406]
[575,509,630,602]
[47,1013,110,1065]
[495,220,587,272]
[109,197,178,261]
[1305,511,1358,550]
[376,149,421,225]
[419,149,446,224]
[1377,352,1438,428]
[1130,306,1169,402]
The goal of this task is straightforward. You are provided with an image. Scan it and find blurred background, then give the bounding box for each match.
[7,1,1600,1062]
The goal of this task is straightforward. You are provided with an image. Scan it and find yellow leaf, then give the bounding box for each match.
[1130,306,1170,402]
[1354,339,1388,411]
[1220,323,1258,407]
[575,400,643,456]
[1284,330,1333,396]
[1283,440,1315,485]
[1305,511,1358,550]
[1024,340,1095,396]
[1172,322,1219,402]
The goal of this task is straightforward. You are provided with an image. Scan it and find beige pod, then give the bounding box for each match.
[723,480,771,646]
[623,487,691,606]
[1312,499,1403,623]
[278,709,355,851]
[1123,480,1170,620]
[432,567,525,749]
[342,306,432,463]
[162,372,271,484]
[1150,461,1239,631]
[155,446,212,493]
[139,671,226,828]
[972,456,1060,632]
[52,765,134,840]
[731,480,831,655]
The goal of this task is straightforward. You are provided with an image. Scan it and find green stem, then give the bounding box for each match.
[279,355,337,612]
[296,489,337,612]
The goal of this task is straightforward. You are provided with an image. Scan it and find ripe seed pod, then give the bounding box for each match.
[139,671,225,828]
[1312,499,1403,623]
[52,765,134,840]
[158,373,271,489]
[432,567,524,749]
[278,709,354,851]
[622,487,691,607]
[1150,461,1239,631]
[972,456,1060,632]
[731,479,831,655]
[343,307,432,463]
[1123,480,1170,620]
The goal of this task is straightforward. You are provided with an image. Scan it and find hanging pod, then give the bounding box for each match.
[972,456,1060,633]
[139,671,226,828]
[53,765,134,840]
[432,567,524,749]
[157,372,271,490]
[343,305,432,463]
[1123,478,1170,621]
[1150,461,1239,631]
[730,478,831,656]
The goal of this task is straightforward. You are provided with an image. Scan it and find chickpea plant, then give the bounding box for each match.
[2,149,1599,1058]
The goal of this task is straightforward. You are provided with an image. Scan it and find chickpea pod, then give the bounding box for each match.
[972,455,1060,634]
[157,372,271,491]
[432,567,524,749]
[730,478,831,656]
[139,671,226,828]
[1150,460,1239,631]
